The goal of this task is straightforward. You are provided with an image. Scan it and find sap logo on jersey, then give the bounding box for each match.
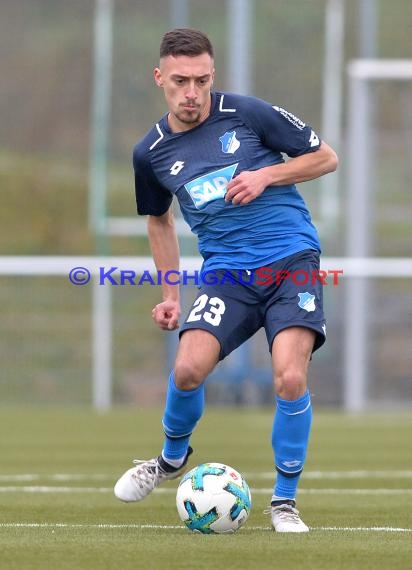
[185,164,238,210]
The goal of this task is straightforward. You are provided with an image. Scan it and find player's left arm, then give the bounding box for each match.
[225,142,338,206]
[224,96,338,205]
[258,140,338,186]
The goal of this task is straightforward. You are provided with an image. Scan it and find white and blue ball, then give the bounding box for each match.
[176,462,251,534]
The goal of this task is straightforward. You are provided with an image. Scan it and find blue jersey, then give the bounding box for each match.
[133,91,322,271]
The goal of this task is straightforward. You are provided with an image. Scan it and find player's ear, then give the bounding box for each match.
[154,67,163,87]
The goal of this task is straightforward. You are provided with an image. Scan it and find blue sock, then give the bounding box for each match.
[271,390,312,501]
[162,370,205,462]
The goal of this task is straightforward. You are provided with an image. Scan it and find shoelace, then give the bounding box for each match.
[267,505,302,524]
[263,505,301,522]
[130,458,166,489]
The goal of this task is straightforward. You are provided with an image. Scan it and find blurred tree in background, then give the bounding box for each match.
[1,0,412,256]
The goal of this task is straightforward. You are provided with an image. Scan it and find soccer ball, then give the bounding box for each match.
[176,462,252,534]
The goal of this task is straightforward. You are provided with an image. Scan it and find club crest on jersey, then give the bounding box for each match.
[298,292,316,312]
[219,131,240,154]
[184,163,238,210]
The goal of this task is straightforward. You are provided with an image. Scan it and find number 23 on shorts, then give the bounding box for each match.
[186,294,226,327]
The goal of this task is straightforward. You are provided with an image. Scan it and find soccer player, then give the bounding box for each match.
[114,28,338,532]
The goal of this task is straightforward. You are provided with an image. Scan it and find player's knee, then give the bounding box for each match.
[174,358,205,391]
[275,369,307,400]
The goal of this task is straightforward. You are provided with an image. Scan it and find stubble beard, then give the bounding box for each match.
[175,107,202,126]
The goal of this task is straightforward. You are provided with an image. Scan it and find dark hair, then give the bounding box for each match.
[160,28,214,59]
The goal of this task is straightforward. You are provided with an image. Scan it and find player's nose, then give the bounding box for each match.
[185,81,198,99]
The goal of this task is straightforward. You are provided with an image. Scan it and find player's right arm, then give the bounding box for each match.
[148,208,181,331]
[133,136,180,330]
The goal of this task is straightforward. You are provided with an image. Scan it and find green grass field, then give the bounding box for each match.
[1,407,411,570]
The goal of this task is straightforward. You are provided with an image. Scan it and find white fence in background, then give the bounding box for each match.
[1,256,411,411]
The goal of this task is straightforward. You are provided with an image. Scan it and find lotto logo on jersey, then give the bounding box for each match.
[184,164,238,210]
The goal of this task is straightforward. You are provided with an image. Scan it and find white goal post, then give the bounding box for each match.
[345,58,412,411]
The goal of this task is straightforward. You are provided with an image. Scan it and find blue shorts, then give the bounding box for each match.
[179,249,326,360]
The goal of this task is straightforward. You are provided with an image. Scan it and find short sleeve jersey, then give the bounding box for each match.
[133,91,322,271]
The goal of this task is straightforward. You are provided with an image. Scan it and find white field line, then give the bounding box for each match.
[0,474,111,482]
[1,471,411,496]
[0,522,410,533]
[1,470,412,483]
[0,486,412,496]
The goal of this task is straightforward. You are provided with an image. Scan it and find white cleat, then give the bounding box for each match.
[268,502,309,533]
[114,447,192,503]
